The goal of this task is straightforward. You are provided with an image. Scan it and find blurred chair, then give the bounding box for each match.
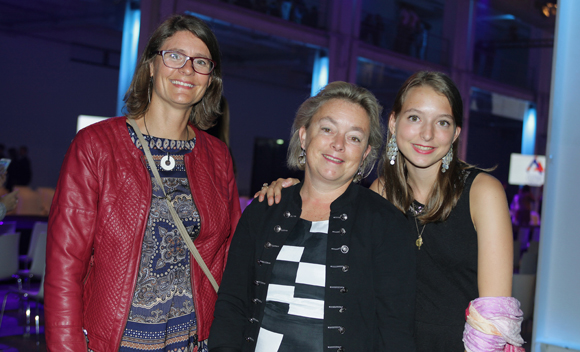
[0,269,45,337]
[0,233,20,283]
[0,220,16,234]
[512,274,536,320]
[13,186,42,215]
[37,187,55,216]
[19,221,48,269]
[17,231,46,287]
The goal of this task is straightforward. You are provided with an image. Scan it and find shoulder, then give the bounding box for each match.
[352,184,403,219]
[75,116,126,143]
[192,129,233,170]
[196,129,229,154]
[67,117,126,157]
[357,184,389,204]
[369,178,386,198]
[83,116,125,133]
[469,172,510,226]
[470,172,505,201]
[351,186,410,246]
[242,185,299,221]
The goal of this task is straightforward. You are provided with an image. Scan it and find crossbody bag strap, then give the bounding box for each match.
[128,118,219,292]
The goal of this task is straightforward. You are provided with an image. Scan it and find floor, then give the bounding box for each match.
[0,279,533,352]
[0,279,46,352]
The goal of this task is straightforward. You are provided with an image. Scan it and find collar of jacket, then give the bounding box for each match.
[285,180,361,214]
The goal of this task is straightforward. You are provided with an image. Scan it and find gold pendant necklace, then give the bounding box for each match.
[410,202,426,250]
[414,216,426,250]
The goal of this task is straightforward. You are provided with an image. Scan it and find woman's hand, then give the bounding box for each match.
[253,178,300,205]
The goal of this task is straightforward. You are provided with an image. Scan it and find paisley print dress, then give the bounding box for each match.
[118,124,208,352]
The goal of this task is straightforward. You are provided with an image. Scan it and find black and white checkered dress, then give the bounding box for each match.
[255,218,328,352]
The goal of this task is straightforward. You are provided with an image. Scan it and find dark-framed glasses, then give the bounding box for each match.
[156,50,215,75]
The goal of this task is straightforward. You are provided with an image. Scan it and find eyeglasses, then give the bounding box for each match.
[156,50,215,75]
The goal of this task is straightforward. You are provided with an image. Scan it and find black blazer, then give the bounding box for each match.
[210,182,416,352]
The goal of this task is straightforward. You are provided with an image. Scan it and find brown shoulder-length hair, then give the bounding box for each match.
[123,14,222,130]
[287,81,384,182]
[379,71,480,223]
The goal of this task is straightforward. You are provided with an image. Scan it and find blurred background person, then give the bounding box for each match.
[510,185,536,227]
[0,171,18,220]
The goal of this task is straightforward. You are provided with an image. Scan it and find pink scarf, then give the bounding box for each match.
[463,297,525,352]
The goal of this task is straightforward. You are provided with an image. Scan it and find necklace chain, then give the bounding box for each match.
[410,203,426,250]
[142,116,189,171]
[143,116,190,151]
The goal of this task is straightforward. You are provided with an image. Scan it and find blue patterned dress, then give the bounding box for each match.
[118,124,208,352]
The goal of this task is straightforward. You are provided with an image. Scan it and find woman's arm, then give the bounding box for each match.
[209,205,256,351]
[224,148,242,266]
[45,130,99,351]
[470,173,513,297]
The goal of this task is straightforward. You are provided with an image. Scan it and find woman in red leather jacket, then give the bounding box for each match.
[45,14,241,352]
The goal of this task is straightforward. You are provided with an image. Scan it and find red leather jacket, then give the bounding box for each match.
[45,117,241,352]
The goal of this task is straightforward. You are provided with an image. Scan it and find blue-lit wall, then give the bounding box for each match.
[117,1,141,116]
[521,106,536,155]
[533,0,580,350]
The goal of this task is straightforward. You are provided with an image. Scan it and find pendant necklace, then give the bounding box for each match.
[410,202,426,250]
[143,116,189,171]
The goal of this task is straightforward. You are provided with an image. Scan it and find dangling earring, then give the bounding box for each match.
[353,167,364,183]
[387,134,398,165]
[441,145,453,173]
[148,77,153,104]
[298,148,306,166]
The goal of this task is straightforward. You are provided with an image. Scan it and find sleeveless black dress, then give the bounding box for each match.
[411,170,481,352]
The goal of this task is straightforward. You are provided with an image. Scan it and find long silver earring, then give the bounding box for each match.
[387,134,398,165]
[298,148,306,166]
[441,145,453,173]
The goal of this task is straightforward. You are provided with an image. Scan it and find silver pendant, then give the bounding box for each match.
[160,155,175,171]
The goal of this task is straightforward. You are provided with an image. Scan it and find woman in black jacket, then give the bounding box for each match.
[209,81,416,352]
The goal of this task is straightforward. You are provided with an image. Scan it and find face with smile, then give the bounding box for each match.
[299,99,372,188]
[390,85,461,173]
[149,31,212,112]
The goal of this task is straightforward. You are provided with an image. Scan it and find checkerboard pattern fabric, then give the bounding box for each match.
[255,219,329,352]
